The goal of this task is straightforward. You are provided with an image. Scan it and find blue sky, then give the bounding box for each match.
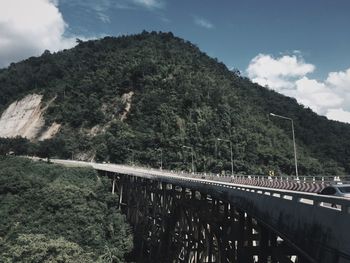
[0,0,350,122]
[58,0,350,79]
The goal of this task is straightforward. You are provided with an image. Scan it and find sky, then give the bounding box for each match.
[0,0,350,123]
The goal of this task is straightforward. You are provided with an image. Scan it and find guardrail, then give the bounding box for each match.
[174,174,350,214]
[170,171,350,185]
[90,161,350,215]
[35,157,350,184]
[102,162,350,185]
[46,158,350,193]
[48,158,350,213]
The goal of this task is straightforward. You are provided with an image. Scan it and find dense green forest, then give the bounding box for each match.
[0,157,132,262]
[0,31,350,175]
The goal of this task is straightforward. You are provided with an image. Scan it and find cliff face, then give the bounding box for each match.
[0,94,60,140]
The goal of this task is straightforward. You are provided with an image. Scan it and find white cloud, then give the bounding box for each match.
[295,77,343,114]
[326,68,350,91]
[194,17,214,29]
[60,0,163,23]
[326,108,350,123]
[0,0,78,68]
[246,53,350,123]
[132,0,163,9]
[247,54,315,91]
[60,0,114,22]
[114,0,164,10]
[0,0,165,67]
[97,12,111,23]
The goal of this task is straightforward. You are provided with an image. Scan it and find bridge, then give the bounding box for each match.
[51,159,350,263]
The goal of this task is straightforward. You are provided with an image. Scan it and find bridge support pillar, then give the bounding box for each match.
[111,174,311,263]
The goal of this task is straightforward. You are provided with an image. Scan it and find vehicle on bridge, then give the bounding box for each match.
[318,184,350,198]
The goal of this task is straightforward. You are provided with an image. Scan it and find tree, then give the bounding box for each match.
[0,138,10,155]
[1,234,95,263]
[37,138,66,161]
[0,157,133,262]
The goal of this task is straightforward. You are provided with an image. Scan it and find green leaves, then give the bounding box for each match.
[0,157,133,263]
[2,234,95,263]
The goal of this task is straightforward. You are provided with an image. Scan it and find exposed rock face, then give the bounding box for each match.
[87,91,134,137]
[120,91,134,121]
[38,122,61,141]
[0,94,60,140]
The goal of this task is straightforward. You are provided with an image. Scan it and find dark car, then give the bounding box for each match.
[318,184,350,198]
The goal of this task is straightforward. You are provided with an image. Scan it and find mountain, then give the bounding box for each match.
[0,31,349,176]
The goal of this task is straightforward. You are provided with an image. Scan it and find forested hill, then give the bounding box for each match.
[0,31,350,175]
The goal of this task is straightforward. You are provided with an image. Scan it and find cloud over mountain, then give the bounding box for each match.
[0,0,78,68]
[247,54,350,123]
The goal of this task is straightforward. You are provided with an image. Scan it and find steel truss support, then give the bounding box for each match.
[107,173,309,263]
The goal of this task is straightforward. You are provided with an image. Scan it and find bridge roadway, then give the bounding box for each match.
[52,159,350,263]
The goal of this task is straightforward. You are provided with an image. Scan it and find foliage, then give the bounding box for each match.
[0,31,350,175]
[0,137,33,156]
[0,157,133,263]
[1,234,95,263]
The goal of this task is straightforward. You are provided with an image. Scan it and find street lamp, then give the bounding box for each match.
[217,138,234,176]
[127,148,135,166]
[156,148,163,170]
[270,113,298,177]
[182,145,194,173]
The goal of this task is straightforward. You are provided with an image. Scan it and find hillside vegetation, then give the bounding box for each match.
[0,31,350,175]
[0,157,132,263]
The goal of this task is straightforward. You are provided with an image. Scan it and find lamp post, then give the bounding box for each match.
[182,145,194,173]
[127,148,134,166]
[270,113,298,177]
[157,148,163,170]
[217,138,234,176]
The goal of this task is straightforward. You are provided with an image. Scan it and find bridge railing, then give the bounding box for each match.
[48,158,350,193]
[176,172,350,185]
[195,173,350,184]
[47,158,350,184]
[163,170,350,193]
[128,162,350,185]
[49,159,350,214]
[149,168,350,215]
